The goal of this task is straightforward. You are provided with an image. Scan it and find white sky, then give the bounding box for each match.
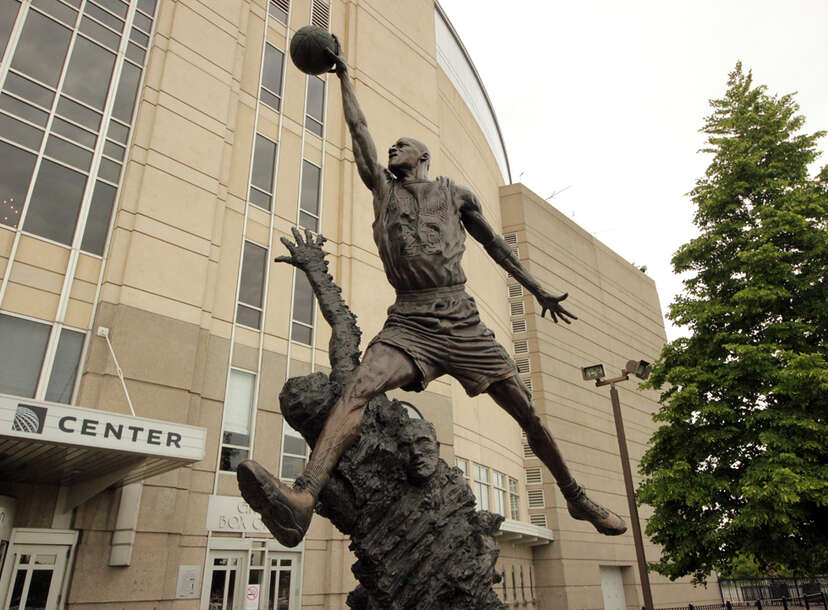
[439,0,828,341]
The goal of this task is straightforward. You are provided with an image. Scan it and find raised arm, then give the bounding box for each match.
[457,185,577,324]
[328,48,381,191]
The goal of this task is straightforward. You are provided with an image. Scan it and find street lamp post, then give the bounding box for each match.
[583,360,655,610]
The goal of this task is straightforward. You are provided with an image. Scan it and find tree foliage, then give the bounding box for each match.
[638,63,828,582]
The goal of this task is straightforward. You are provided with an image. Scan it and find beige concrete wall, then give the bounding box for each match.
[500,183,716,609]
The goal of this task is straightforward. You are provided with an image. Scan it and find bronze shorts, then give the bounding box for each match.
[367,285,517,396]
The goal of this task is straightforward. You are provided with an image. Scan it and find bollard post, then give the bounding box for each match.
[756,599,762,610]
[726,601,733,610]
[782,596,788,610]
[804,595,810,610]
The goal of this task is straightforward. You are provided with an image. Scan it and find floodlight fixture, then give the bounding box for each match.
[581,364,605,381]
[625,359,652,381]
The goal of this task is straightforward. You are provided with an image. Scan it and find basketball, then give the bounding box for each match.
[290,25,339,75]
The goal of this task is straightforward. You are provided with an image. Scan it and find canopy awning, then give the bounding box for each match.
[0,393,206,507]
[495,518,555,547]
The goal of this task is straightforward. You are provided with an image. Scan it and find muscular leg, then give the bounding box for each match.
[486,375,627,536]
[303,342,420,486]
[238,342,418,547]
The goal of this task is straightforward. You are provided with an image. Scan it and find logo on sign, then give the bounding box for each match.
[247,585,259,600]
[12,405,47,433]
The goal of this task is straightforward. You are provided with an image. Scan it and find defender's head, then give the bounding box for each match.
[399,419,438,482]
[388,137,430,178]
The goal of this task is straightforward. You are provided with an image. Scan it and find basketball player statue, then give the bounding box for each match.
[237,45,627,547]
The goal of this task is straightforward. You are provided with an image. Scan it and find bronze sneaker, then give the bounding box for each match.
[237,460,314,547]
[561,482,627,536]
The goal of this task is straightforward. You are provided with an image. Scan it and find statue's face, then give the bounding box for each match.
[401,422,438,481]
[388,138,426,174]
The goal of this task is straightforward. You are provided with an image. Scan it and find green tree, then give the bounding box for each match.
[638,62,828,583]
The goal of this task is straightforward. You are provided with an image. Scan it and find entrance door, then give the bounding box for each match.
[600,565,628,610]
[264,553,295,610]
[205,551,245,610]
[2,545,69,610]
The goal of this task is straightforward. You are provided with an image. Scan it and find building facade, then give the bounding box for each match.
[0,0,717,608]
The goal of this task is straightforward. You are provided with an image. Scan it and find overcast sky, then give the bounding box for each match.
[439,0,828,340]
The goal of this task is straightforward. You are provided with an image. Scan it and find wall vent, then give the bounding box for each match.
[513,339,528,355]
[510,301,525,317]
[521,376,533,393]
[311,0,329,29]
[525,466,542,485]
[508,284,524,298]
[503,233,517,245]
[512,319,527,334]
[515,358,530,374]
[527,489,545,508]
[529,513,547,527]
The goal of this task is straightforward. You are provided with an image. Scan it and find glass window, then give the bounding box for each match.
[298,160,320,231]
[260,44,284,111]
[112,61,141,122]
[304,76,324,136]
[23,158,87,245]
[32,0,77,27]
[0,314,51,398]
[280,423,306,480]
[492,471,507,517]
[57,95,101,130]
[1,1,22,59]
[0,141,36,229]
[11,10,72,87]
[220,369,255,472]
[455,457,468,481]
[79,15,120,50]
[81,180,117,254]
[0,112,44,151]
[508,476,520,520]
[236,241,267,329]
[267,0,287,24]
[472,463,490,510]
[45,327,85,403]
[249,134,276,210]
[5,73,55,109]
[62,36,116,110]
[0,93,49,126]
[44,134,93,170]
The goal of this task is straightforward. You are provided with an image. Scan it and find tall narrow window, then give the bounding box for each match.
[249,134,277,210]
[492,471,507,517]
[267,0,289,24]
[220,369,256,472]
[472,463,490,510]
[304,75,324,137]
[508,476,520,520]
[289,271,314,345]
[45,328,85,403]
[260,43,284,111]
[298,160,320,231]
[0,1,22,59]
[280,423,306,480]
[0,314,51,398]
[236,241,267,329]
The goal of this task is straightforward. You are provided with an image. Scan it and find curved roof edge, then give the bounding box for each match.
[434,2,512,184]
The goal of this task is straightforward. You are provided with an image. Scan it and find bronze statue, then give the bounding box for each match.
[237,48,626,548]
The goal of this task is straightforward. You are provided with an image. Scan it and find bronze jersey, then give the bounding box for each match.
[372,172,478,291]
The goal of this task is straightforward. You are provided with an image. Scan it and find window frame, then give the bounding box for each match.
[235,240,268,330]
[218,368,257,473]
[303,75,325,137]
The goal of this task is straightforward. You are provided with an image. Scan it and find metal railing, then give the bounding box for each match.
[652,593,828,610]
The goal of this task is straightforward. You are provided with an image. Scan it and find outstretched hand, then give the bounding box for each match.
[536,290,577,324]
[275,227,328,269]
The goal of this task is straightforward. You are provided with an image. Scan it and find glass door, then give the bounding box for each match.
[264,554,294,610]
[206,551,245,610]
[2,545,68,610]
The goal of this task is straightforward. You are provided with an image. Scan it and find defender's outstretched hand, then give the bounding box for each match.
[275,227,328,269]
[536,290,577,324]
